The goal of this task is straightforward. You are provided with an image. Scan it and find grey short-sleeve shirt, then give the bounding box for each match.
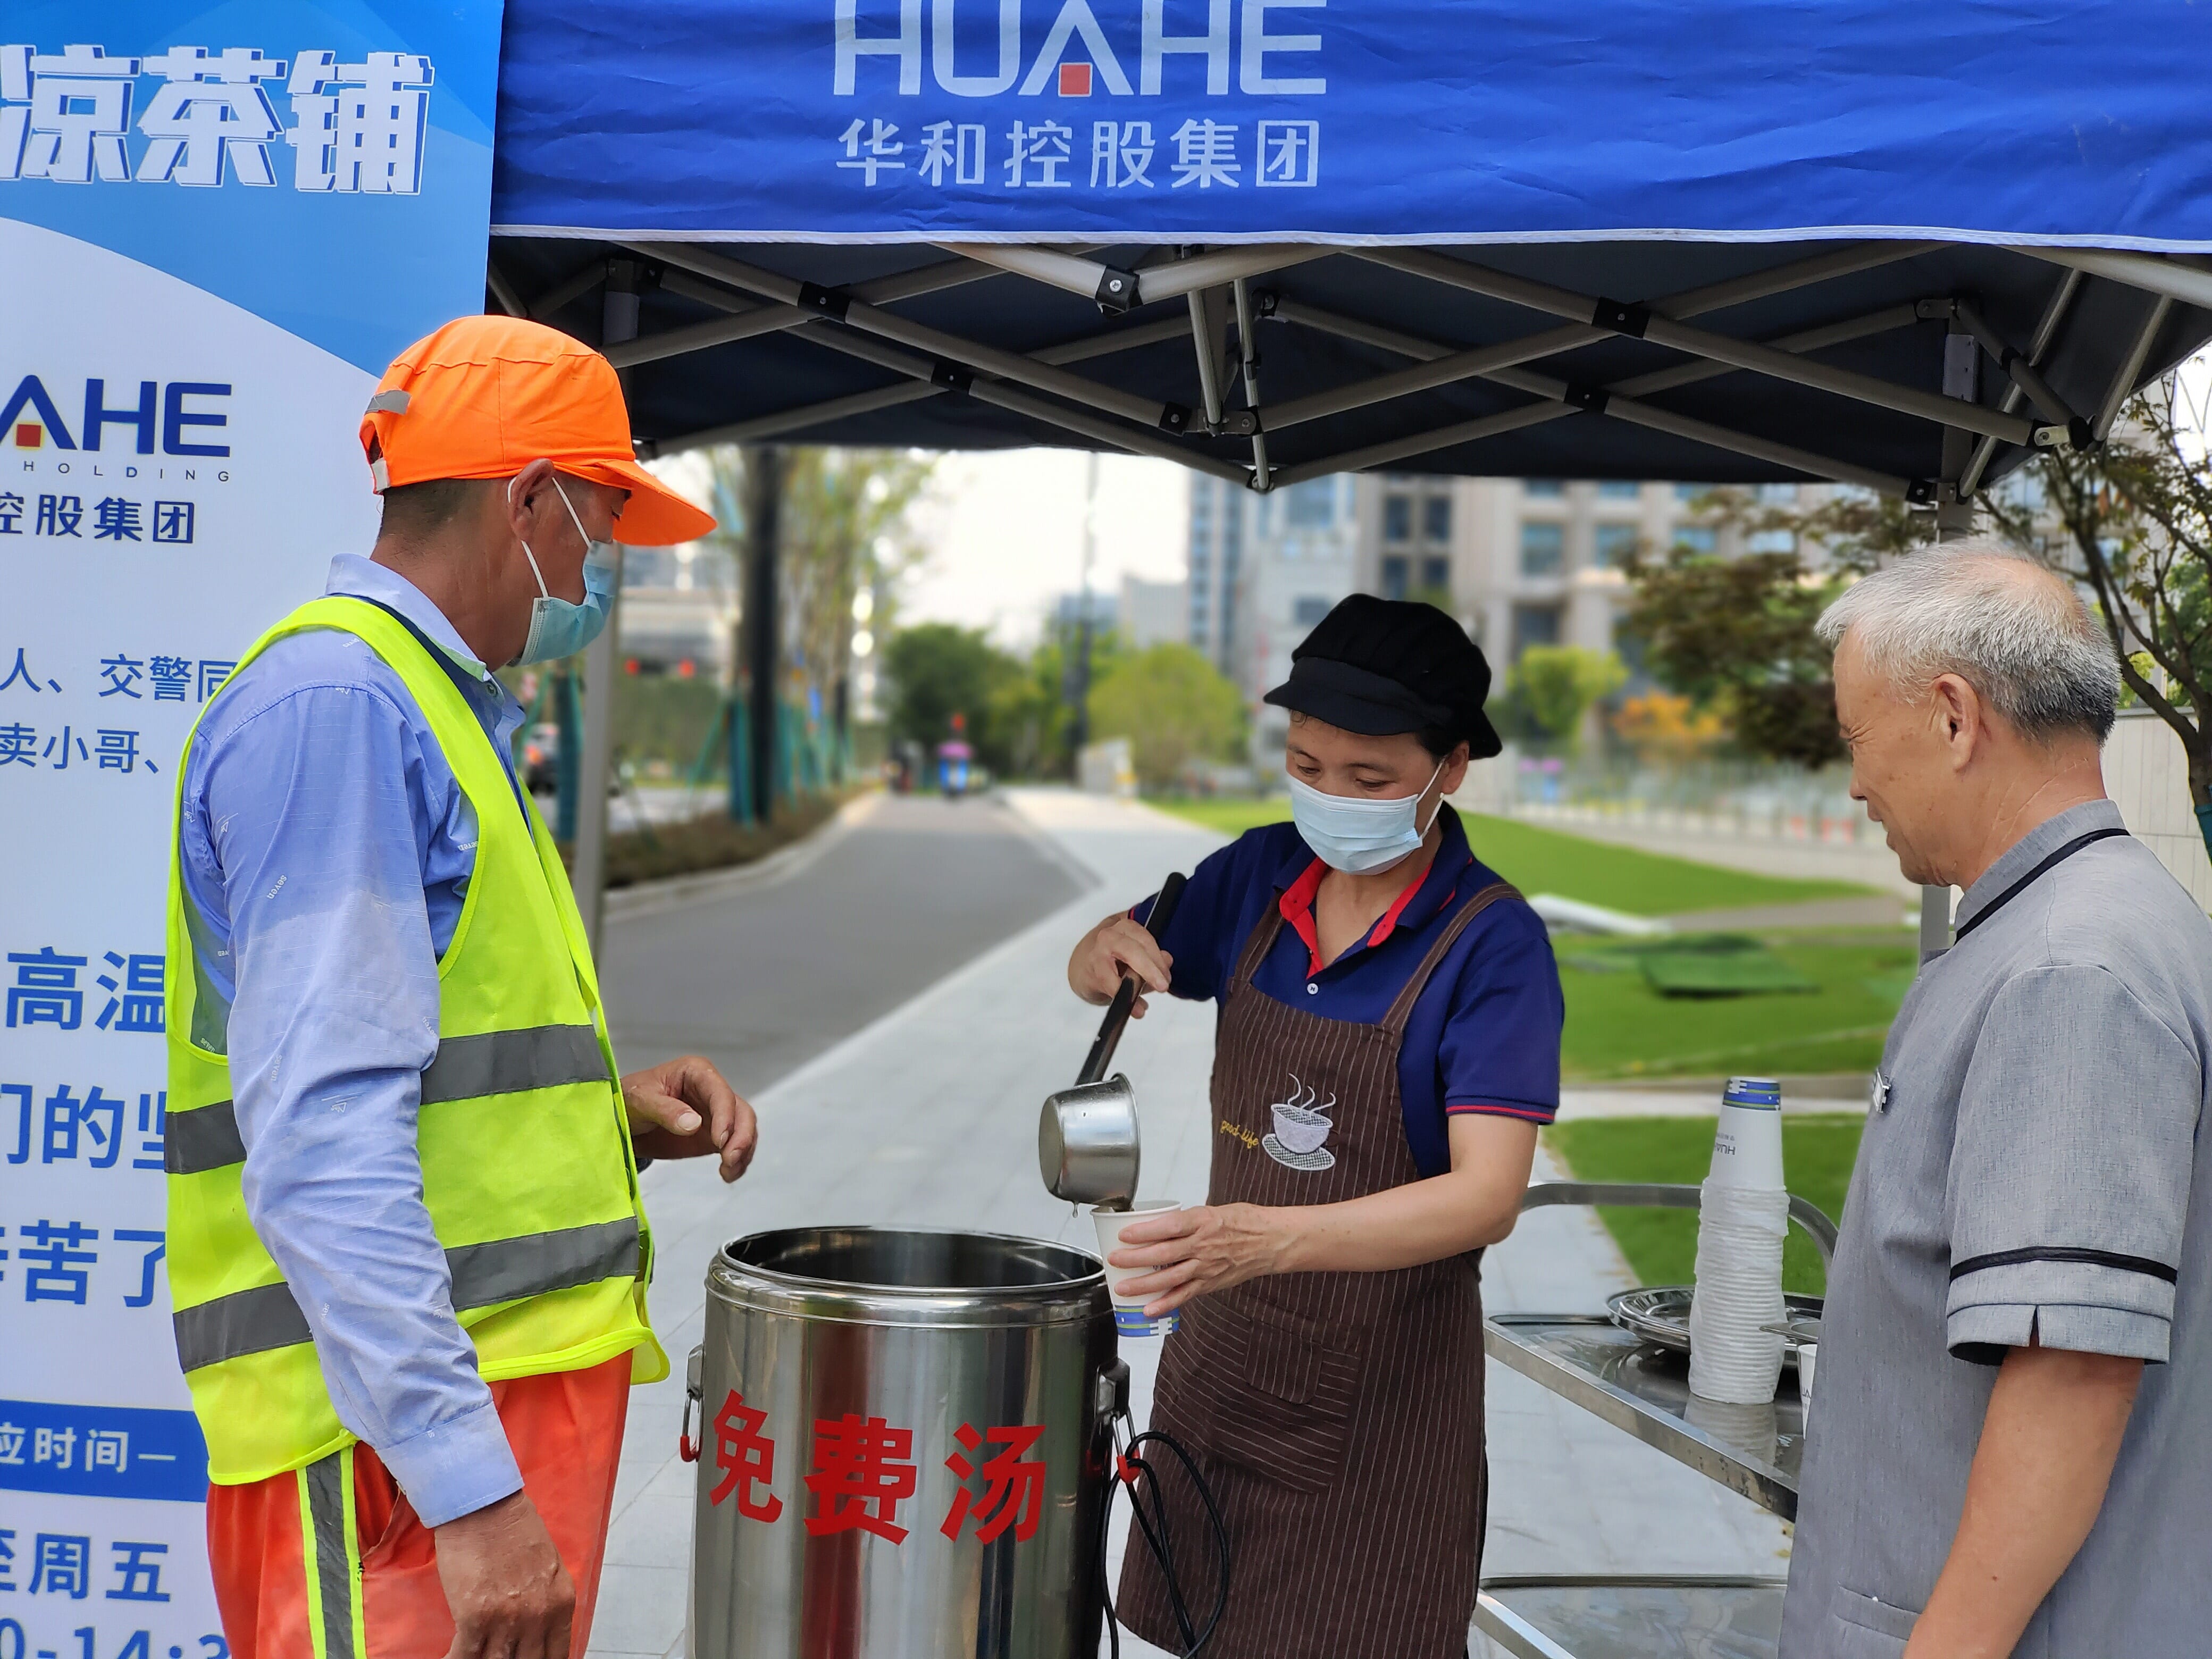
[1781,800,2212,1659]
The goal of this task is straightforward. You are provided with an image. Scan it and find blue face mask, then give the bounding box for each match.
[1286,761,1445,875]
[513,476,619,666]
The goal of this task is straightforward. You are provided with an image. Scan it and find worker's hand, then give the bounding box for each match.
[433,1488,574,1659]
[623,1054,758,1183]
[1107,1203,1283,1316]
[1067,908,1173,1016]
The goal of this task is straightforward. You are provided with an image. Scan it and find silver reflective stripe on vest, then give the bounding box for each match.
[420,1024,610,1105]
[166,1100,246,1176]
[165,1025,610,1177]
[303,1452,360,1659]
[172,1216,641,1373]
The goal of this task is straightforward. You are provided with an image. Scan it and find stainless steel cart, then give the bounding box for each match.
[1472,1183,1840,1659]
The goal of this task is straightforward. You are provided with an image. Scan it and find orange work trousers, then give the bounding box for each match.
[206,1355,632,1659]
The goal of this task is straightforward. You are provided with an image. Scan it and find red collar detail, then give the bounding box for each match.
[1277,854,1431,978]
[1278,857,1328,976]
[1365,860,1429,949]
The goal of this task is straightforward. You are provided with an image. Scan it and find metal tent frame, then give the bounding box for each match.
[486,236,2211,505]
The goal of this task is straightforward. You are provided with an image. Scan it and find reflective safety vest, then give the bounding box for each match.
[164,596,665,1485]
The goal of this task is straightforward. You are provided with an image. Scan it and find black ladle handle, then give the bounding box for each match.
[1075,872,1186,1087]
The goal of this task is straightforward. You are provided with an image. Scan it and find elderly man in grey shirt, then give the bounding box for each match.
[1781,539,2211,1659]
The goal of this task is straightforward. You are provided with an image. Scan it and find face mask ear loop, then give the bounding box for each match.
[518,539,551,600]
[509,472,553,600]
[551,476,598,561]
[1416,759,1448,840]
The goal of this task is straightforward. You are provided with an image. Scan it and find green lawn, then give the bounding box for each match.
[1559,933,1914,1081]
[1151,796,1295,838]
[1147,799,1871,916]
[1544,1113,1865,1294]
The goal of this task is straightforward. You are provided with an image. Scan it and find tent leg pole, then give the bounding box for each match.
[573,260,640,959]
[1937,316,1981,532]
[1919,885,1953,963]
[1918,332,1982,957]
[745,446,783,826]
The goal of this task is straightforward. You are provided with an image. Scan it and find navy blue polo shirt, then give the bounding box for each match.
[1134,806,1562,1179]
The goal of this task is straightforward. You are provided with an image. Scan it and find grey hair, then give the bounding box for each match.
[1815,536,2119,742]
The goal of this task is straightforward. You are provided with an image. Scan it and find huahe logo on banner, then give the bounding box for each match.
[0,6,500,1656]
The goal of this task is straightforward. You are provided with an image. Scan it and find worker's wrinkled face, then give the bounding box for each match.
[1833,630,1964,887]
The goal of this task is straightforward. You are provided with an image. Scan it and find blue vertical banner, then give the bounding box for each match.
[0,6,500,1653]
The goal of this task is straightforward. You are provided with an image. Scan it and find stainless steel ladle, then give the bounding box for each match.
[1037,871,1186,1211]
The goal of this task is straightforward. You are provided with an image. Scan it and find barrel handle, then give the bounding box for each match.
[678,1343,704,1463]
[1093,1358,1131,1427]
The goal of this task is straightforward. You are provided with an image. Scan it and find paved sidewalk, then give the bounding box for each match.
[588,790,1788,1658]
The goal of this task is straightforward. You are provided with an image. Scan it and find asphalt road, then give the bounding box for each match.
[596,792,1096,1095]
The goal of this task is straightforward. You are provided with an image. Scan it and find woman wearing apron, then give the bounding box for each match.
[1066,596,1563,1659]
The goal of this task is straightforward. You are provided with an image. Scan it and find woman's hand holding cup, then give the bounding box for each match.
[1109,1202,1283,1316]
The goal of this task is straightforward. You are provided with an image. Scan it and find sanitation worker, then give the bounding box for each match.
[1066,596,1562,1659]
[165,315,758,1659]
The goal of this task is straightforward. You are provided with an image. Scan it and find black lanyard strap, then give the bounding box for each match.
[1951,825,2130,942]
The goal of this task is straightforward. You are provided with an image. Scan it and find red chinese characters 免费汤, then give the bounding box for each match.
[940,1423,1046,1544]
[805,1413,918,1543]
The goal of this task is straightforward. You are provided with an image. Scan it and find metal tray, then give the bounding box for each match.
[1606,1287,1823,1368]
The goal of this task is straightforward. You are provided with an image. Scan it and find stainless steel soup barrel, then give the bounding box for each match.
[689,1227,1117,1658]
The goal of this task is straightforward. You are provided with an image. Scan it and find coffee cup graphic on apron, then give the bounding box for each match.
[1263,1074,1337,1171]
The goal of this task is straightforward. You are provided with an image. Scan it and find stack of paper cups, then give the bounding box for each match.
[1688,1077,1789,1404]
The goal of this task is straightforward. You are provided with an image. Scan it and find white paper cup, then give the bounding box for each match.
[1092,1201,1182,1338]
[1797,1341,1817,1414]
[1706,1077,1785,1190]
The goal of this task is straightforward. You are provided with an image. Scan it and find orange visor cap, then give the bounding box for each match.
[358,314,716,547]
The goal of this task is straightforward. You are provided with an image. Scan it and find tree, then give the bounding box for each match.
[880,623,1026,774]
[1086,643,1247,790]
[1505,646,1627,753]
[1622,544,1849,767]
[1613,690,1727,763]
[697,446,935,725]
[1990,380,2212,858]
[1000,624,1129,780]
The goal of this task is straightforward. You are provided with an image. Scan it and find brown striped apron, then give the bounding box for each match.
[1117,881,1516,1659]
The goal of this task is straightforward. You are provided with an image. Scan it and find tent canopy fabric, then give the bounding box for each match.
[485,2,2212,492]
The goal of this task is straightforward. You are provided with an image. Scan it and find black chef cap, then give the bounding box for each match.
[1263,594,1503,760]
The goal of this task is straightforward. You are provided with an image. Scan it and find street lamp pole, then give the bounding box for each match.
[1067,452,1099,770]
[744,445,783,826]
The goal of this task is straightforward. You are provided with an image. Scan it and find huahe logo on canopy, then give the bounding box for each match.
[831,0,1325,190]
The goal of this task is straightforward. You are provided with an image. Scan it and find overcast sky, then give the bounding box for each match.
[901,450,1190,650]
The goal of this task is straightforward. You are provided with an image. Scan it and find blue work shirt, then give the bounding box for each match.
[178,552,533,1527]
[1136,807,1562,1178]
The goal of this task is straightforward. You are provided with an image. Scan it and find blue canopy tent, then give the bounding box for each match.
[485,0,2212,972]
[487,1,2212,502]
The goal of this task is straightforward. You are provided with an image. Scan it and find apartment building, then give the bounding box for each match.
[1185,473,1362,766]
[1183,467,1834,767]
[1354,475,1825,675]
